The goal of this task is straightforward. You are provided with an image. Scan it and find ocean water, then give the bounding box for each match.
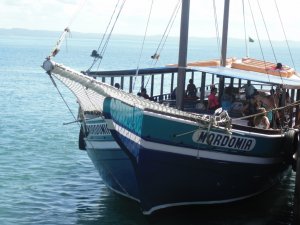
[0,32,299,225]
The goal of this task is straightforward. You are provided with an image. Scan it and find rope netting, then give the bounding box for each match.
[49,60,235,133]
[50,60,197,119]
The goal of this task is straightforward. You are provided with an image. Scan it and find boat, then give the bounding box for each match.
[42,0,300,215]
[78,110,139,201]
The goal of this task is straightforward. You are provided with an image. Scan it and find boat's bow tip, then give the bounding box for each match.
[42,58,55,74]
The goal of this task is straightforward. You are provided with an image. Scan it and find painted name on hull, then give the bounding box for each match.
[192,130,256,151]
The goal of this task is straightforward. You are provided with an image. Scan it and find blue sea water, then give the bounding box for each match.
[0,32,299,225]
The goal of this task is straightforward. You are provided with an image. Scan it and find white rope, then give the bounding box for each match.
[48,60,230,127]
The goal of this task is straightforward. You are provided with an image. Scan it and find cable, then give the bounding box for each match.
[48,73,79,126]
[274,0,297,71]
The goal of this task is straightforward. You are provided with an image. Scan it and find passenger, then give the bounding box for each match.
[243,82,256,100]
[114,83,120,89]
[171,87,177,100]
[208,87,219,110]
[275,62,283,70]
[221,86,234,110]
[186,79,197,98]
[140,88,150,99]
[254,107,270,129]
[242,94,260,126]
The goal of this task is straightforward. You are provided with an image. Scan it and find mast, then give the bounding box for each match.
[176,0,190,110]
[219,0,230,98]
[221,0,230,66]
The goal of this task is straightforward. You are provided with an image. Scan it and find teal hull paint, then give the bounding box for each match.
[103,97,291,214]
[105,97,285,159]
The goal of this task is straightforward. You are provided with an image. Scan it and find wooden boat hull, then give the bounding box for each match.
[83,117,140,201]
[103,97,291,214]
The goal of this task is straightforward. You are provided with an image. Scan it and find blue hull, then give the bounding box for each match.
[103,97,292,214]
[111,129,289,214]
[82,117,139,201]
[86,147,139,201]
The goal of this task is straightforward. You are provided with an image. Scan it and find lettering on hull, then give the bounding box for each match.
[192,130,256,151]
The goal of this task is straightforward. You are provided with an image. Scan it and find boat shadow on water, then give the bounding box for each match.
[75,171,295,225]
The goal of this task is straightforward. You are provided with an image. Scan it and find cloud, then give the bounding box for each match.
[0,0,299,41]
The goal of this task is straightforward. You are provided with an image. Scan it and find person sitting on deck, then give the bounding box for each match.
[185,79,197,98]
[243,82,257,100]
[254,107,270,129]
[275,62,283,70]
[171,87,177,100]
[208,87,219,110]
[221,85,234,110]
[114,83,120,89]
[140,88,150,99]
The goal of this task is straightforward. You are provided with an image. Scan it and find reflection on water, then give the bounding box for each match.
[74,171,295,225]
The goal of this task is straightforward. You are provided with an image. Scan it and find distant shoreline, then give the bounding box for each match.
[1,28,299,45]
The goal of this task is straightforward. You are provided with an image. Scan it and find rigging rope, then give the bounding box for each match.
[144,0,181,89]
[87,0,127,72]
[48,0,88,58]
[274,0,297,71]
[213,0,221,57]
[87,0,122,72]
[96,0,127,71]
[256,0,283,82]
[242,0,249,57]
[133,0,154,90]
[232,99,300,122]
[247,0,272,85]
[47,73,79,126]
[150,0,181,67]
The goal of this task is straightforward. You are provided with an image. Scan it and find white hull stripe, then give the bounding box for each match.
[142,183,273,215]
[106,119,282,165]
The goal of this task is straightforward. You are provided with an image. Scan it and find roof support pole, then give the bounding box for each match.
[219,0,230,100]
[176,0,190,110]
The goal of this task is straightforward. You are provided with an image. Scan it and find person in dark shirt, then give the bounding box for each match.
[140,88,149,99]
[114,83,120,89]
[186,79,197,98]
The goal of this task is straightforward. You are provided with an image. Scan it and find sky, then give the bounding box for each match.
[0,0,299,41]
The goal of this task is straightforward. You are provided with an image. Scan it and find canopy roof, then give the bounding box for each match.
[88,67,192,77]
[192,66,300,89]
[89,65,300,89]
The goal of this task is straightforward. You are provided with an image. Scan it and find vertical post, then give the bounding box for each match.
[160,73,164,95]
[219,0,230,99]
[141,75,145,88]
[176,0,190,110]
[110,77,114,86]
[129,76,133,93]
[151,74,154,97]
[171,72,174,93]
[121,76,124,90]
[200,72,206,102]
[221,0,230,67]
[230,78,234,87]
